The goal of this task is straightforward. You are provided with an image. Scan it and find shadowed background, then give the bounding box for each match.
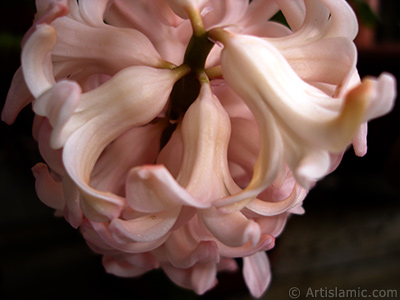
[0,1,399,299]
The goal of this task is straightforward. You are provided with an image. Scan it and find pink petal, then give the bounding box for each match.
[62,175,83,228]
[32,80,82,149]
[21,24,56,98]
[246,184,304,216]
[1,68,33,125]
[239,0,279,29]
[108,207,181,243]
[76,0,109,26]
[87,221,169,254]
[90,123,163,195]
[280,37,357,86]
[126,165,210,213]
[156,123,183,178]
[32,163,64,210]
[165,225,219,268]
[198,207,261,247]
[191,262,218,295]
[243,251,271,298]
[102,253,159,277]
[52,16,166,78]
[188,216,275,257]
[61,66,187,221]
[273,0,305,32]
[202,0,249,28]
[352,122,368,157]
[22,0,69,47]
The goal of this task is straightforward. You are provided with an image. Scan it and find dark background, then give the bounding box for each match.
[0,1,399,299]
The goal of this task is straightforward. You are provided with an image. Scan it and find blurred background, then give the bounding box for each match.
[0,1,399,299]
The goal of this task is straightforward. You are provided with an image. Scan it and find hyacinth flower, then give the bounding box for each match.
[1,0,396,297]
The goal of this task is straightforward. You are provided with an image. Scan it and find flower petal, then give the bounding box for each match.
[126,165,210,213]
[90,123,164,195]
[108,207,181,243]
[273,0,305,32]
[86,221,169,254]
[191,262,218,295]
[102,253,159,277]
[1,68,33,125]
[32,163,64,210]
[60,66,187,221]
[243,251,271,298]
[165,225,219,268]
[198,207,261,247]
[21,24,56,98]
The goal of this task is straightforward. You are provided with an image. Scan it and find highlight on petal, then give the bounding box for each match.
[21,24,56,98]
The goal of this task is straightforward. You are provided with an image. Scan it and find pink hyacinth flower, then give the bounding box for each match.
[2,0,396,298]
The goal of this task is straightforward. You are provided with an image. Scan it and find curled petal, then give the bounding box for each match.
[22,24,56,98]
[255,212,291,238]
[52,17,167,78]
[32,80,82,149]
[32,163,64,210]
[363,73,397,120]
[126,165,210,213]
[108,207,181,243]
[320,0,358,40]
[192,224,275,257]
[273,0,305,32]
[202,0,249,28]
[102,253,159,277]
[62,175,83,228]
[156,123,183,177]
[76,0,109,26]
[167,0,210,19]
[36,119,65,175]
[1,68,33,125]
[90,123,163,195]
[86,221,169,254]
[22,0,69,46]
[246,184,304,216]
[198,207,261,247]
[215,32,371,186]
[191,262,218,295]
[162,262,217,295]
[165,225,219,268]
[353,122,368,157]
[176,82,232,199]
[60,66,187,221]
[217,257,238,272]
[243,251,271,298]
[280,37,356,86]
[239,0,279,29]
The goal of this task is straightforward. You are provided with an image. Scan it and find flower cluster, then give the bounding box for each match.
[2,0,396,297]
